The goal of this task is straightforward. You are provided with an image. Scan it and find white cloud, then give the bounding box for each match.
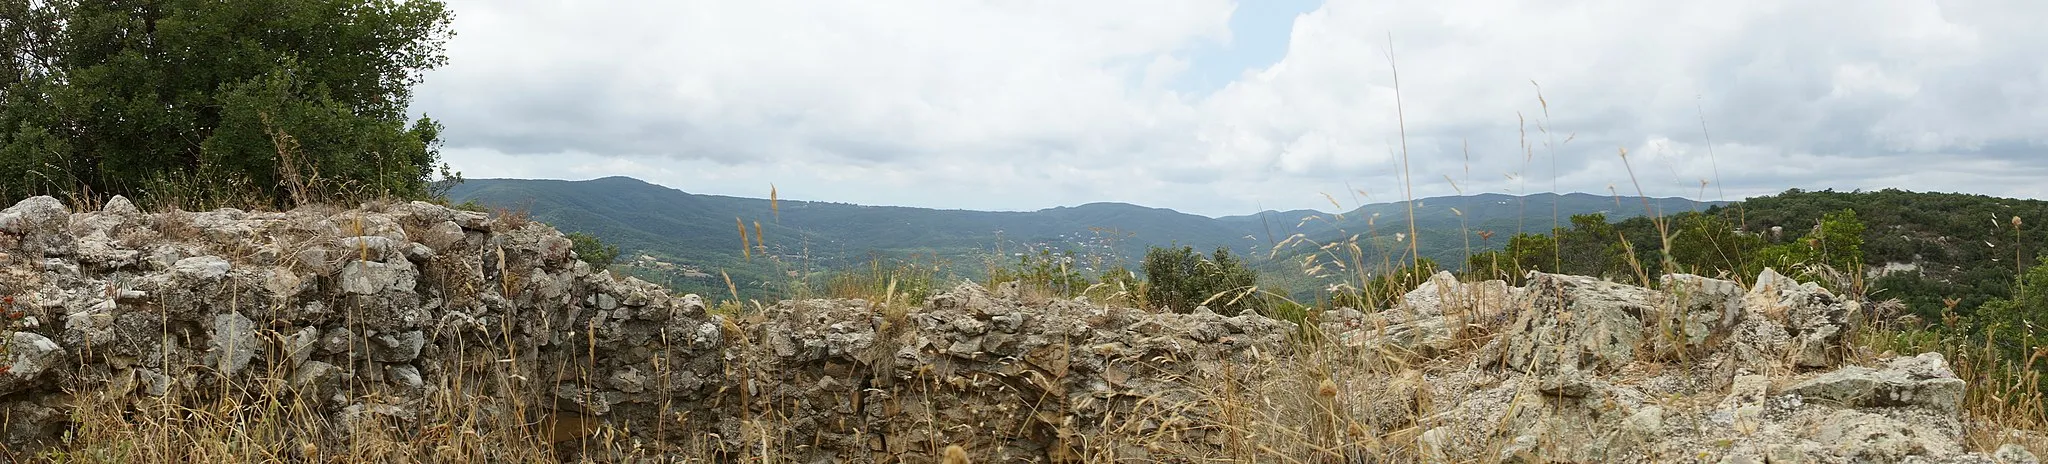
[414,0,2048,217]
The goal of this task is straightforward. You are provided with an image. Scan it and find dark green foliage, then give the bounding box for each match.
[0,0,453,207]
[1737,189,2044,318]
[1468,233,1553,283]
[1666,212,1763,279]
[567,232,620,271]
[1263,194,1726,292]
[1143,245,1260,314]
[1466,188,2048,393]
[1556,213,1627,276]
[1745,209,1866,286]
[1884,262,2048,405]
[449,178,1725,303]
[1971,262,2048,362]
[446,177,1267,301]
[1097,264,1140,290]
[1467,205,1868,290]
[1466,214,1630,284]
[1142,246,1205,313]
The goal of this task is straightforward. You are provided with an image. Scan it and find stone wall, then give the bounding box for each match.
[0,196,2039,463]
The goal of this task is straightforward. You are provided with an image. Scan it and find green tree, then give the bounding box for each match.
[567,232,620,271]
[1949,262,2048,396]
[1745,208,1865,290]
[1091,264,1145,307]
[1974,268,2046,360]
[1555,213,1623,277]
[1666,212,1763,279]
[1812,209,1866,274]
[1143,245,1260,314]
[0,0,453,207]
[1468,233,1556,284]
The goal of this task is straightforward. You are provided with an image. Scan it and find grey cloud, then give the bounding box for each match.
[413,0,2048,216]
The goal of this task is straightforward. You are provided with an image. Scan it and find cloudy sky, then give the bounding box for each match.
[411,0,2048,218]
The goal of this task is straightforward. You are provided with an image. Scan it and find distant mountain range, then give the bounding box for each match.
[446,176,1725,298]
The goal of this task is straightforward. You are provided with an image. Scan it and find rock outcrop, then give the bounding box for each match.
[1318,270,2026,463]
[0,196,2038,462]
[1,196,729,457]
[0,196,1301,462]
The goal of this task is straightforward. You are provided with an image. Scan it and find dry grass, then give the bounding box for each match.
[11,39,2044,464]
[1867,312,2048,454]
[21,217,2048,464]
[38,351,683,463]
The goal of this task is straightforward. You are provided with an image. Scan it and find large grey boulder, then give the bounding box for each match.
[1657,273,1745,358]
[1501,272,1658,374]
[206,312,261,378]
[1323,272,1517,358]
[1785,352,1966,413]
[0,197,73,257]
[1748,268,1858,368]
[0,333,65,396]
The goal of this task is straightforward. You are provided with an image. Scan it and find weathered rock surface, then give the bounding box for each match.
[1320,270,2029,463]
[1321,271,1518,357]
[726,286,1296,462]
[1786,352,1967,412]
[0,196,1304,462]
[0,196,2036,463]
[0,196,730,458]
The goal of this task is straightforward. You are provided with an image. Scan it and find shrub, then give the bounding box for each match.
[990,249,1091,297]
[567,232,620,271]
[1142,245,1259,314]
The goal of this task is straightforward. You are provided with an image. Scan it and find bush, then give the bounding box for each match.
[1142,245,1259,314]
[990,249,1090,297]
[567,232,620,271]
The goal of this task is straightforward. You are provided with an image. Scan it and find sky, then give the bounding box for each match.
[410,0,2048,218]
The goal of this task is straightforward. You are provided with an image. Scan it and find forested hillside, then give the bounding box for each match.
[1744,189,2048,317]
[1466,188,2046,319]
[447,177,1721,300]
[1259,192,1723,299]
[447,177,1254,298]
[1454,188,2048,400]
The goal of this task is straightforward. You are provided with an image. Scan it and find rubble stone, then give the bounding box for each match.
[0,195,2032,463]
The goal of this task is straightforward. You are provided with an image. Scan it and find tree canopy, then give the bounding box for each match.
[1,0,454,208]
[1143,245,1261,314]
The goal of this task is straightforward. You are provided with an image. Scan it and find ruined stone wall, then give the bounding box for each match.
[0,196,728,454]
[0,196,2040,463]
[0,196,1293,462]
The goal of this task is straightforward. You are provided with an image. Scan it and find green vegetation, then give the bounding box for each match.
[445,177,1261,300]
[989,249,1091,296]
[1745,189,2046,319]
[567,232,620,271]
[446,177,1719,302]
[1962,262,2048,374]
[1463,189,2046,320]
[0,0,454,209]
[816,255,944,306]
[1875,260,2048,441]
[1457,188,2046,435]
[1143,245,1261,314]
